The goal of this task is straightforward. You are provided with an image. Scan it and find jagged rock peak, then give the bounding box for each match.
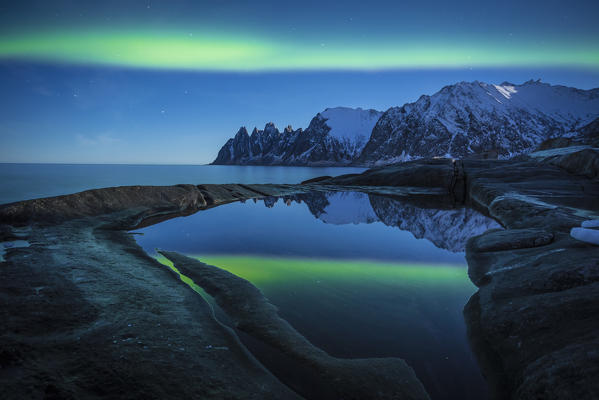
[524,78,543,85]
[263,122,279,133]
[235,127,249,137]
[213,106,382,166]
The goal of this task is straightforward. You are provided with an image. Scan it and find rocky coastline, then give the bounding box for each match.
[1,147,598,399]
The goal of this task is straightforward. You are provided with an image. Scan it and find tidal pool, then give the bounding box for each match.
[134,191,501,400]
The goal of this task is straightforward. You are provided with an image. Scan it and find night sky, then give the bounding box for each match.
[0,0,598,164]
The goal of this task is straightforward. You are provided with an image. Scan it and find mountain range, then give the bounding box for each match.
[213,80,599,166]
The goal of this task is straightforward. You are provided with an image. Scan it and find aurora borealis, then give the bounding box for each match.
[2,0,599,71]
[0,0,598,163]
[1,28,598,71]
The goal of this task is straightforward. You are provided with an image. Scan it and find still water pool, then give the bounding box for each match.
[134,191,500,400]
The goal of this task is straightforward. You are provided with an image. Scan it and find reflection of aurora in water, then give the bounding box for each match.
[136,193,492,399]
[155,254,471,288]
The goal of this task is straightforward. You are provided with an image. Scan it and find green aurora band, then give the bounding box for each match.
[1,29,598,71]
[155,254,473,289]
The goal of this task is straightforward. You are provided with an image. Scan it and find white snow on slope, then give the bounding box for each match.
[321,107,383,147]
[420,81,599,127]
[488,81,599,125]
[493,84,518,99]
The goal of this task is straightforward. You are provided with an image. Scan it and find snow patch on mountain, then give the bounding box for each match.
[493,84,517,99]
[320,107,382,147]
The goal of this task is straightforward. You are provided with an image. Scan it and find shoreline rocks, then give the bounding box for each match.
[1,149,598,399]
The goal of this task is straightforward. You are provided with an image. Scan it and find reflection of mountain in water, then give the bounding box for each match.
[263,191,501,252]
[307,192,379,225]
[368,196,502,252]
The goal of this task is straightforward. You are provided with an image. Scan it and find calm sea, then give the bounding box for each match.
[0,163,365,205]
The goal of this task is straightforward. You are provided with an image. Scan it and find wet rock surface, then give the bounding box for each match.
[159,251,430,400]
[0,184,307,400]
[459,157,599,400]
[0,222,304,400]
[1,150,598,399]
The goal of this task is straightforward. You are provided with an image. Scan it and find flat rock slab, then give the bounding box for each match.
[0,184,312,400]
[469,228,555,253]
[159,251,431,400]
[0,220,302,400]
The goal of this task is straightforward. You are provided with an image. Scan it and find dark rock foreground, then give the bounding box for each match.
[1,148,598,399]
[0,184,307,400]
[158,251,429,400]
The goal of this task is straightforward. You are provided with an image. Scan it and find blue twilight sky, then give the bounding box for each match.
[0,0,598,164]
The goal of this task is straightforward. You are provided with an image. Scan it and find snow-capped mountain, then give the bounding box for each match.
[319,107,382,156]
[212,107,382,165]
[212,80,599,166]
[359,80,599,164]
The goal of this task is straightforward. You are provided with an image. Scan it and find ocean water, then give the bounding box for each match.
[0,163,365,205]
[135,192,498,400]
